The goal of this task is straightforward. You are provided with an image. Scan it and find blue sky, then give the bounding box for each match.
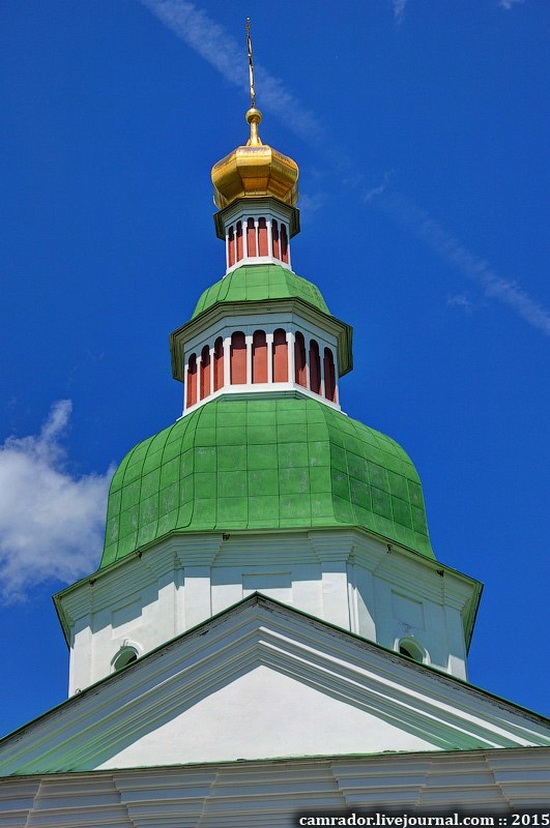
[1,0,549,734]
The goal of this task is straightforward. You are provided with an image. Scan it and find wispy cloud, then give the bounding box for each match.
[447,294,475,315]
[393,0,408,24]
[0,401,114,602]
[382,194,550,336]
[137,0,325,145]
[362,170,395,203]
[298,192,327,222]
[499,0,525,9]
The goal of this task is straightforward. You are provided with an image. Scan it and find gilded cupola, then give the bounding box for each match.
[211,106,299,210]
[211,19,298,210]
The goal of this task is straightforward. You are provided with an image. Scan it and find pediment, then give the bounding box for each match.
[1,595,549,775]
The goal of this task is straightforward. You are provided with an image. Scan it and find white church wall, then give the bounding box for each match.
[59,528,478,694]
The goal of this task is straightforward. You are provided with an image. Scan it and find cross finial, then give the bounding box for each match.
[245,17,256,109]
[244,18,262,146]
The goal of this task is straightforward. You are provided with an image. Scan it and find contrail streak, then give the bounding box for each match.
[393,0,408,25]
[382,194,550,336]
[137,0,324,145]
[137,0,550,338]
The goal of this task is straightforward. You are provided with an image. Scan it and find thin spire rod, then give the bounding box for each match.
[245,17,256,109]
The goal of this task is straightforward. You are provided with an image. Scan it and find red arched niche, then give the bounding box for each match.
[213,337,224,391]
[272,220,280,260]
[273,329,288,383]
[258,218,268,256]
[200,345,211,399]
[230,332,247,384]
[247,218,257,257]
[280,224,289,263]
[294,331,307,387]
[236,221,243,262]
[309,340,321,394]
[323,347,336,402]
[186,353,197,407]
[252,330,268,383]
[227,226,235,268]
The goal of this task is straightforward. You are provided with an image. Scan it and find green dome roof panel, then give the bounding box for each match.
[192,264,330,318]
[101,397,434,568]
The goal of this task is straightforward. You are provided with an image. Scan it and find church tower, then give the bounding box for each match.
[1,28,549,816]
[54,42,482,699]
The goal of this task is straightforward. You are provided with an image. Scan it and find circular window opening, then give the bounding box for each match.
[398,638,425,663]
[113,647,138,672]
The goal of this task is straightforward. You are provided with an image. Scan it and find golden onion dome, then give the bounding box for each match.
[211,107,299,210]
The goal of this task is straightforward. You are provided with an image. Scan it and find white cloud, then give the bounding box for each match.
[137,0,324,144]
[382,194,550,336]
[0,401,114,602]
[393,0,408,24]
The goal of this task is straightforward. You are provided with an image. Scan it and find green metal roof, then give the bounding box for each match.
[192,264,330,319]
[101,396,434,568]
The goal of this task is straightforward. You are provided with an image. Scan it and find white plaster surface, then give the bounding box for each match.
[100,664,433,769]
[59,529,479,693]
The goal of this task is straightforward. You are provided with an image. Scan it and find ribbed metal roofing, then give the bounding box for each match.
[101,396,434,568]
[191,264,330,319]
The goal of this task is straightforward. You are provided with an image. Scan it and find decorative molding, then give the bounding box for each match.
[1,748,550,825]
[1,597,549,778]
[56,528,481,693]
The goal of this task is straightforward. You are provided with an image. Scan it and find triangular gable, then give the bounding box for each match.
[1,595,549,775]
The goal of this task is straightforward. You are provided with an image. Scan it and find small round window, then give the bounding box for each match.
[113,647,138,671]
[398,638,426,663]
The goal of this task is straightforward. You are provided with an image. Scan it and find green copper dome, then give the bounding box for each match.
[101,396,434,568]
[192,264,330,319]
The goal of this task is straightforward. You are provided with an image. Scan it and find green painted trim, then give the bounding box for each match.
[4,744,550,781]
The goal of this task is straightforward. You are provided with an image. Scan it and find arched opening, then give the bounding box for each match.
[213,337,224,391]
[309,340,321,394]
[236,220,243,262]
[113,647,138,672]
[247,217,257,257]
[280,223,289,263]
[200,344,211,399]
[294,331,307,387]
[227,226,235,268]
[323,347,336,402]
[230,331,247,384]
[186,353,197,407]
[258,217,268,256]
[252,330,268,383]
[272,219,280,260]
[398,638,425,663]
[272,329,288,383]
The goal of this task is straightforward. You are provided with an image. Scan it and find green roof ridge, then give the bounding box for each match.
[192,264,330,319]
[101,396,434,568]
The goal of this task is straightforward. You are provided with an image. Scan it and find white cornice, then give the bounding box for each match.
[2,749,550,825]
